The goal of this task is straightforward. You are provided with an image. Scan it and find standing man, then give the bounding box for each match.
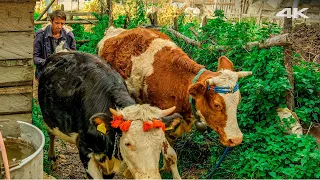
[34,10,76,79]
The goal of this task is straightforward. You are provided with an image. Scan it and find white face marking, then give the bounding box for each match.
[120,121,163,179]
[219,91,243,140]
[116,104,170,179]
[206,70,243,140]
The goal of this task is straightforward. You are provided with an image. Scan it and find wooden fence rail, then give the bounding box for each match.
[34,20,98,25]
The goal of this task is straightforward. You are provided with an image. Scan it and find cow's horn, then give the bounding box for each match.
[109,108,122,116]
[236,71,252,78]
[206,79,215,85]
[161,106,176,117]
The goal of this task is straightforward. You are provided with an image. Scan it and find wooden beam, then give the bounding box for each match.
[0,86,32,95]
[0,86,32,115]
[34,20,99,24]
[0,32,33,60]
[0,2,35,32]
[65,12,93,16]
[172,0,235,5]
[0,0,36,2]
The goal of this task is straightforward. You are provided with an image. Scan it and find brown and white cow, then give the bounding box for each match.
[97,27,252,147]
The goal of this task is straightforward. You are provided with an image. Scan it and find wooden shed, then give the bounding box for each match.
[0,0,36,137]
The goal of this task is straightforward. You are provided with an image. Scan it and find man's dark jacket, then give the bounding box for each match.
[34,24,76,79]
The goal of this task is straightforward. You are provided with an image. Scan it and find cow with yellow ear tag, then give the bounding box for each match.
[39,51,181,179]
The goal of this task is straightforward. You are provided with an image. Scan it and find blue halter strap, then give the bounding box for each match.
[208,82,239,94]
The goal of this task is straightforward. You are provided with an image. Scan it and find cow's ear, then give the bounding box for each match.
[161,113,183,131]
[90,113,110,134]
[218,56,234,71]
[188,82,206,99]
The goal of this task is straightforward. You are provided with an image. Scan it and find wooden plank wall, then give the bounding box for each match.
[0,0,36,137]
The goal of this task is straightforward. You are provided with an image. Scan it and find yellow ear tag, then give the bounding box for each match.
[97,123,107,134]
[165,126,174,131]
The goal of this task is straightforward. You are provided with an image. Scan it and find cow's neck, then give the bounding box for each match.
[185,69,217,118]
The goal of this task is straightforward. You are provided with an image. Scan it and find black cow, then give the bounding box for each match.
[38,52,181,179]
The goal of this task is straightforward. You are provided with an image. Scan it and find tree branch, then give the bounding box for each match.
[35,0,56,21]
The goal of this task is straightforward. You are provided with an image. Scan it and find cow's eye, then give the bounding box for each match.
[214,103,221,109]
[125,142,133,150]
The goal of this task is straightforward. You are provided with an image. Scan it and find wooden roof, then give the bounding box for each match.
[0,0,36,3]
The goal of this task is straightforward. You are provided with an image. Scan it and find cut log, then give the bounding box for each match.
[246,33,291,50]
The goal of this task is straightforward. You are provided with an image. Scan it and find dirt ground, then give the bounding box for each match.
[290,23,320,64]
[50,139,86,179]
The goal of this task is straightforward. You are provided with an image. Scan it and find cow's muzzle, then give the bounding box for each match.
[221,136,243,147]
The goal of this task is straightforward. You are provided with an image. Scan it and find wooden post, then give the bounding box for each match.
[107,0,113,26]
[99,0,106,16]
[257,0,265,26]
[283,15,294,111]
[173,17,178,31]
[147,9,158,27]
[201,15,207,27]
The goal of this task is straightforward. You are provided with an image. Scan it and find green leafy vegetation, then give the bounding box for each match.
[294,60,320,124]
[32,99,51,174]
[34,12,42,32]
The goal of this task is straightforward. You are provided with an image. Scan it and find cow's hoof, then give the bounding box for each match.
[103,173,115,179]
[51,162,57,170]
[85,173,92,179]
[195,121,207,132]
[123,168,134,178]
[160,166,171,172]
[48,156,57,162]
